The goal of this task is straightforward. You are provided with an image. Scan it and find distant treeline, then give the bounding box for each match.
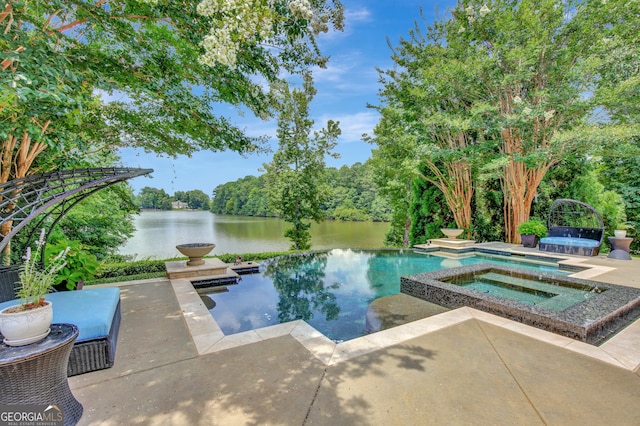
[136,188,210,210]
[211,161,392,221]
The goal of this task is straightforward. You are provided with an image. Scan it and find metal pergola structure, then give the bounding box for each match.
[0,167,153,255]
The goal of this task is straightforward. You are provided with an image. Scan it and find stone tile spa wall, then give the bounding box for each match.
[401,263,640,345]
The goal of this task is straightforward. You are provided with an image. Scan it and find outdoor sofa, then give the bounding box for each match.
[0,266,120,376]
[538,199,605,257]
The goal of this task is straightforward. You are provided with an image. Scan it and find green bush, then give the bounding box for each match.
[89,251,295,283]
[517,219,548,238]
[94,259,168,279]
[46,239,99,290]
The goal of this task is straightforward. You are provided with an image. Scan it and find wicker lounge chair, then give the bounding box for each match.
[538,199,605,256]
[0,266,120,376]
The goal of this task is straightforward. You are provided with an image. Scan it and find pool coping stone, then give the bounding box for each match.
[170,279,640,372]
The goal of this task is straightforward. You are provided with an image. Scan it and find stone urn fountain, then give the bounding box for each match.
[440,228,464,239]
[176,243,216,266]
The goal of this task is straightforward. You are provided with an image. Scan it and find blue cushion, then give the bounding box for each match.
[0,287,120,342]
[539,237,600,248]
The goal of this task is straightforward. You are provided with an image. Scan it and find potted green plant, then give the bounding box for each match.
[517,219,548,248]
[614,222,634,239]
[0,230,69,346]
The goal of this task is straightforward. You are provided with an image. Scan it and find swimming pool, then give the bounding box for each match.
[203,249,568,342]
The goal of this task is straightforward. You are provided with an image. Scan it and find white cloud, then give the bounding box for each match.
[241,118,278,140]
[345,7,372,23]
[313,60,353,83]
[313,52,380,96]
[318,111,379,143]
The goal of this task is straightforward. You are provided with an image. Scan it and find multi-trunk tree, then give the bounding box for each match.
[373,18,483,239]
[371,0,640,244]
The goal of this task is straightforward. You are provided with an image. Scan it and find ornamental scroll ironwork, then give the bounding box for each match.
[0,167,153,254]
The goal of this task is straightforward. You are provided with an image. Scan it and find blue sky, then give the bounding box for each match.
[119,0,458,196]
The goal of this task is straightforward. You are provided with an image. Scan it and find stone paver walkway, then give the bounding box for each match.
[70,265,640,425]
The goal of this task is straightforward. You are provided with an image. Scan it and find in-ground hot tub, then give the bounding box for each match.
[401,264,640,345]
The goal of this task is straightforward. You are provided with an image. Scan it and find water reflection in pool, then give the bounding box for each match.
[205,249,565,342]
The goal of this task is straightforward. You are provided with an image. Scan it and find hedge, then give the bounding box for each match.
[89,251,295,283]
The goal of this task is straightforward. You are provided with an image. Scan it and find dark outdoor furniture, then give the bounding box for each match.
[0,267,120,376]
[608,236,633,260]
[538,199,605,257]
[0,323,83,426]
[0,264,20,303]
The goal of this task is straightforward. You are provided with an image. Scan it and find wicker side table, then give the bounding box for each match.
[608,237,633,260]
[0,323,83,426]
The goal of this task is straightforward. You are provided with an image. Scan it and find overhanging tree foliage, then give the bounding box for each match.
[1,0,344,254]
[1,0,345,166]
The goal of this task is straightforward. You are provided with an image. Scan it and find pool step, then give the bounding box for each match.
[190,271,240,289]
[229,261,260,275]
[428,238,476,249]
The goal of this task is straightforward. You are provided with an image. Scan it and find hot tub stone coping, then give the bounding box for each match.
[400,263,640,345]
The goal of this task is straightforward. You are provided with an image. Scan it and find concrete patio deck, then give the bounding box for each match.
[69,248,640,425]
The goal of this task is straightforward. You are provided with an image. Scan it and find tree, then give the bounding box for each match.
[0,0,344,255]
[264,75,340,250]
[457,0,596,243]
[53,184,138,260]
[210,162,390,220]
[450,0,640,242]
[581,0,640,126]
[2,0,345,167]
[184,190,210,210]
[409,174,452,245]
[373,19,479,237]
[210,175,272,216]
[372,0,640,244]
[137,187,171,210]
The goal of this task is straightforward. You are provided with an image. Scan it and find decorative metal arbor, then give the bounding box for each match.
[547,198,605,231]
[0,167,153,254]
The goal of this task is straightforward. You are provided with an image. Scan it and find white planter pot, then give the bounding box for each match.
[614,230,627,238]
[0,301,52,346]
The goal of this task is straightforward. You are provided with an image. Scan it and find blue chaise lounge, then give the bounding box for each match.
[0,269,120,376]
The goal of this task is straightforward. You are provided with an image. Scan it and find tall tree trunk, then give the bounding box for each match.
[422,159,474,239]
[403,179,411,247]
[419,131,474,239]
[0,130,48,262]
[501,129,554,243]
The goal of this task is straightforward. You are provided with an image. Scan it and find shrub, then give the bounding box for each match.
[46,239,99,290]
[517,219,548,238]
[89,251,295,283]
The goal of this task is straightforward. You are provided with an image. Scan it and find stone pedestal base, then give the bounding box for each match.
[165,258,229,279]
[428,238,476,249]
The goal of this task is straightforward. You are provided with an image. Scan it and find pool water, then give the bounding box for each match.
[450,271,598,311]
[205,249,567,342]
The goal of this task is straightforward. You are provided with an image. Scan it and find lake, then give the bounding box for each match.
[118,210,391,259]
